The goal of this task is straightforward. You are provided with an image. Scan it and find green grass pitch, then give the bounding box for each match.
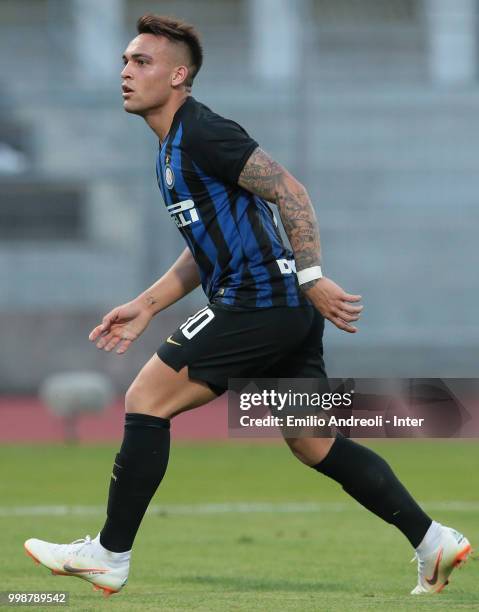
[0,441,477,611]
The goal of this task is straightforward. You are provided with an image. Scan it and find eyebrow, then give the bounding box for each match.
[122,53,154,62]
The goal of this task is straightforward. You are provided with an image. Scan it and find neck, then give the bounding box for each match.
[144,93,190,142]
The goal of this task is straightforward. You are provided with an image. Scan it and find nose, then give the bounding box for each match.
[121,62,131,79]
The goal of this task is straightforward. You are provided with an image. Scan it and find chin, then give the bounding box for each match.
[123,102,144,116]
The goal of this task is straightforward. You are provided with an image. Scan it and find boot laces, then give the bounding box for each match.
[54,535,93,556]
[70,535,93,554]
[70,535,92,546]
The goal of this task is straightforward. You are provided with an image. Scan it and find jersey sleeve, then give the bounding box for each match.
[185,114,258,185]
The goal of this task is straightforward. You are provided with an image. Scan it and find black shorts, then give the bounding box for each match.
[157,303,327,395]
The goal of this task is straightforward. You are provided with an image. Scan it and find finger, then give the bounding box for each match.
[342,293,362,302]
[89,325,104,342]
[116,339,133,355]
[90,323,111,343]
[340,303,363,314]
[330,316,357,333]
[90,324,111,341]
[104,336,122,353]
[100,319,112,333]
[100,310,119,333]
[337,311,360,323]
[96,332,115,350]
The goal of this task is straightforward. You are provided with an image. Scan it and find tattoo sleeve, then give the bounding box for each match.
[238,147,321,288]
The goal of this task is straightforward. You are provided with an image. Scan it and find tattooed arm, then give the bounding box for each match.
[238,147,363,333]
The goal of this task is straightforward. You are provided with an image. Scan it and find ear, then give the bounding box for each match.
[171,65,189,87]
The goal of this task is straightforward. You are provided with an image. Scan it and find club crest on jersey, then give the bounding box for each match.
[165,163,175,189]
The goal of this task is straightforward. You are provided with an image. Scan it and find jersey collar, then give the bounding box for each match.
[159,96,193,149]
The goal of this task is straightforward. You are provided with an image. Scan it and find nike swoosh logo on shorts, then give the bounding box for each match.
[63,563,109,575]
[425,547,443,585]
[166,335,182,346]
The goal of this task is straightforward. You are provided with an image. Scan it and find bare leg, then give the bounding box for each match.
[100,355,217,552]
[125,353,217,418]
[283,436,335,466]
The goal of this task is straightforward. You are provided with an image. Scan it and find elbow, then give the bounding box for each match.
[283,173,308,198]
[296,181,308,198]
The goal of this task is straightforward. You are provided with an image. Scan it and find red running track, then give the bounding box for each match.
[0,396,229,443]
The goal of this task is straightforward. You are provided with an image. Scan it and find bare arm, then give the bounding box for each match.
[238,147,321,277]
[238,147,363,333]
[137,247,201,316]
[89,248,200,354]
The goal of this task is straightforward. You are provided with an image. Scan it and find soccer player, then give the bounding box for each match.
[24,15,471,597]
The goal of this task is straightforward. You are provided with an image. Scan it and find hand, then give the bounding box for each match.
[303,277,363,333]
[89,299,153,354]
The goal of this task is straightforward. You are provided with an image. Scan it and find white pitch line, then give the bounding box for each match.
[0,501,478,518]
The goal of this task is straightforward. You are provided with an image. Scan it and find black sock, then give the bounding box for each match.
[313,435,432,547]
[100,412,170,553]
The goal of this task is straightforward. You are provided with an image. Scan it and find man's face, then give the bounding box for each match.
[121,34,183,115]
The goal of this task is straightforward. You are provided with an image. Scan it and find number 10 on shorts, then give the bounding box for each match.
[180,307,215,339]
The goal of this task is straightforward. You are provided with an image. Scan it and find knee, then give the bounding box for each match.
[125,377,178,419]
[286,437,335,467]
[125,379,146,414]
[288,440,312,466]
[125,378,167,416]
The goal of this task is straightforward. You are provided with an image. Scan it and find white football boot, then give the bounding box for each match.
[411,522,472,594]
[24,534,129,597]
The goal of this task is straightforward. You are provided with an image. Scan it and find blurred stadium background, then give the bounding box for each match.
[0,1,477,414]
[1,0,478,407]
[1,2,478,608]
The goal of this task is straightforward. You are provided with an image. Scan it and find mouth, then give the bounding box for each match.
[122,84,134,98]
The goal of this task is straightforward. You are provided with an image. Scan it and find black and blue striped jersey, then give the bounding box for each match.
[155,96,309,309]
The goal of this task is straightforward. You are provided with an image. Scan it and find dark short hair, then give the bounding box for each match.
[137,14,203,86]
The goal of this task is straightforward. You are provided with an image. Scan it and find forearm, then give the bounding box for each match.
[239,147,362,332]
[274,177,321,276]
[238,147,321,288]
[136,247,201,316]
